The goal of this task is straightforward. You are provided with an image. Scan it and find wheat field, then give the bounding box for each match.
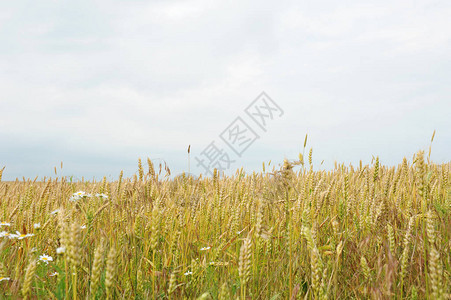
[0,150,449,299]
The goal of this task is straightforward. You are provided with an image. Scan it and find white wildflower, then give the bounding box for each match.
[56,247,66,254]
[15,231,34,240]
[50,209,60,215]
[74,191,86,197]
[69,195,81,202]
[70,191,92,201]
[96,193,108,199]
[39,254,53,264]
[0,231,11,238]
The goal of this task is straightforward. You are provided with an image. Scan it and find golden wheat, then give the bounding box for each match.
[0,152,449,299]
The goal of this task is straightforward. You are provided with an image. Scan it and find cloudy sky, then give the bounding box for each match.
[1,0,450,180]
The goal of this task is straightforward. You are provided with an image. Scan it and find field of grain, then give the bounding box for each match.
[0,150,449,299]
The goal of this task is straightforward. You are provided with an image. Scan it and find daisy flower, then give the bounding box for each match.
[33,223,41,229]
[95,193,109,199]
[0,276,11,282]
[70,191,92,201]
[56,247,65,254]
[3,232,20,239]
[49,272,58,277]
[15,231,34,240]
[39,254,53,264]
[0,221,11,227]
[69,195,81,202]
[69,191,84,201]
[50,209,60,215]
[200,246,211,251]
[74,191,86,197]
[184,271,193,276]
[80,225,87,229]
[0,231,11,238]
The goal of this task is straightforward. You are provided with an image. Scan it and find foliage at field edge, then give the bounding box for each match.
[0,151,450,299]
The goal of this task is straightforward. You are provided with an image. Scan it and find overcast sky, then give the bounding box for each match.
[1,0,450,181]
